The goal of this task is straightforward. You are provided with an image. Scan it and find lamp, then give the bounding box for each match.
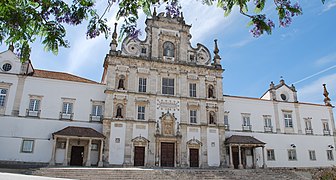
[328,145,334,149]
[291,144,296,148]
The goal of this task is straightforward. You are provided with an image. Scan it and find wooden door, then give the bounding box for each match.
[189,148,199,167]
[70,146,84,166]
[232,147,239,169]
[134,146,145,166]
[161,142,175,167]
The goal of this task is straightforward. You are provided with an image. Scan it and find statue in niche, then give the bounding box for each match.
[163,41,175,57]
[117,75,125,90]
[208,85,215,98]
[116,105,123,118]
[209,111,216,124]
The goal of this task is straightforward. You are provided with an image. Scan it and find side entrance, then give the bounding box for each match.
[189,148,199,167]
[134,146,145,166]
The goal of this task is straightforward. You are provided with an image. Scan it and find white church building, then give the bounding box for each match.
[0,11,335,169]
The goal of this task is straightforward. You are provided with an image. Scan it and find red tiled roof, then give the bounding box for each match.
[32,69,100,84]
[52,126,105,138]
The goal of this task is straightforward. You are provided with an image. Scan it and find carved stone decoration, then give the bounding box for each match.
[122,38,141,56]
[186,137,203,146]
[195,45,211,66]
[160,111,176,136]
[131,135,150,146]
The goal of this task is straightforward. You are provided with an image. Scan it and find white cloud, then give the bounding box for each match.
[229,37,255,48]
[315,52,336,66]
[180,0,239,44]
[298,73,336,104]
[321,0,336,13]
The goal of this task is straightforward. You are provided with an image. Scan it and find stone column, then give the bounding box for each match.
[98,139,104,167]
[253,147,258,169]
[86,139,92,166]
[11,75,26,116]
[273,102,281,133]
[229,145,234,169]
[262,146,267,168]
[49,137,57,166]
[294,103,302,134]
[200,125,208,167]
[238,145,243,169]
[218,126,226,167]
[63,138,69,166]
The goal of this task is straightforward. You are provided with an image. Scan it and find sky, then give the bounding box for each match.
[1,0,336,106]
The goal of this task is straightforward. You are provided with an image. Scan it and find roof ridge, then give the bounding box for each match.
[33,69,101,84]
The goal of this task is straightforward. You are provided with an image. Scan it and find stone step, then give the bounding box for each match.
[31,168,312,180]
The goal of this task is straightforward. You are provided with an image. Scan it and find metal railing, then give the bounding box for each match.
[26,109,41,117]
[242,125,252,131]
[323,130,331,136]
[264,126,273,132]
[305,128,313,135]
[59,112,74,120]
[90,114,103,122]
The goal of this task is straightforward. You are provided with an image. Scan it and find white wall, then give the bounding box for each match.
[0,116,102,163]
[207,128,220,166]
[226,131,336,168]
[19,77,106,121]
[109,122,126,165]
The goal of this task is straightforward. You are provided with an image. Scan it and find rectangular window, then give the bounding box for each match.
[0,88,7,107]
[243,115,250,126]
[288,149,297,161]
[309,150,316,161]
[189,83,196,97]
[92,105,102,116]
[62,102,73,114]
[190,110,197,124]
[91,143,98,151]
[327,150,334,160]
[21,140,34,153]
[264,115,272,127]
[29,99,40,111]
[137,106,145,120]
[284,113,293,128]
[323,122,329,131]
[224,115,229,126]
[139,78,147,93]
[305,120,312,130]
[267,149,275,161]
[162,78,174,95]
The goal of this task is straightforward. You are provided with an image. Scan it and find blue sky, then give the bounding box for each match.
[1,0,336,105]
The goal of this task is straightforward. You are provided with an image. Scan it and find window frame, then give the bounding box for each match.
[62,102,73,115]
[137,106,145,120]
[309,150,316,161]
[284,112,293,128]
[189,83,196,97]
[288,149,297,161]
[29,99,41,112]
[21,139,34,153]
[162,78,175,95]
[327,150,334,160]
[190,110,197,124]
[267,149,275,161]
[138,77,147,93]
[263,115,272,127]
[0,88,8,107]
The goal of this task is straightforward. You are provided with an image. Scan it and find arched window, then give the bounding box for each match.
[118,75,125,90]
[116,104,123,118]
[208,85,215,98]
[163,41,175,57]
[209,111,216,124]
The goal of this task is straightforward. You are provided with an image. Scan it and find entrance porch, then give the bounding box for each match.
[225,135,266,169]
[49,126,105,167]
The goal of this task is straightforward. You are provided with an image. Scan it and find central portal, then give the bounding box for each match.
[161,142,175,167]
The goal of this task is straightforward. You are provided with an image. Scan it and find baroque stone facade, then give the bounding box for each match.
[101,11,225,167]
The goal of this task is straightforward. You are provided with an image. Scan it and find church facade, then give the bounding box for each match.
[0,11,335,169]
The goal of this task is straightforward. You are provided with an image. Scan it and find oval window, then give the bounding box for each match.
[280,94,287,101]
[2,63,12,72]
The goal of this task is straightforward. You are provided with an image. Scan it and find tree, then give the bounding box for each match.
[0,0,326,62]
